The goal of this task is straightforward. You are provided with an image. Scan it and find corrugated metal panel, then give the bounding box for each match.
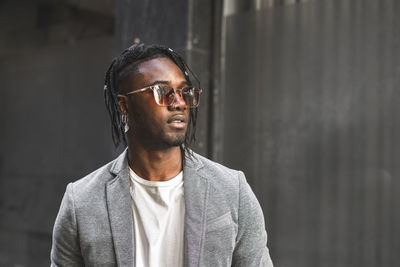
[219,0,400,266]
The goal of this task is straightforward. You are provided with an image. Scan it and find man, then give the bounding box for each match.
[51,43,273,267]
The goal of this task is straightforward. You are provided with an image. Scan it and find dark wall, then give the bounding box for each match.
[221,0,400,266]
[116,0,188,53]
[0,1,115,265]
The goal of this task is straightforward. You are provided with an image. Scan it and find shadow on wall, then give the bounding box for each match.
[0,0,115,265]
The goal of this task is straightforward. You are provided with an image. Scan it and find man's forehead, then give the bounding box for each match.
[121,57,187,90]
[135,58,186,82]
[119,56,177,82]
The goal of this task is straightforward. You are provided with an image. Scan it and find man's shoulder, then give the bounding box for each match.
[67,156,120,202]
[189,151,243,188]
[191,151,238,173]
[74,160,114,185]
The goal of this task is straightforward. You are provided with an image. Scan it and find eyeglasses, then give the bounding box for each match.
[124,84,202,108]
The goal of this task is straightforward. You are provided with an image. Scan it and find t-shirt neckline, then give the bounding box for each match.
[129,167,183,188]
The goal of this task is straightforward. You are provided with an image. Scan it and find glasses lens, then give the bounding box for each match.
[154,85,174,106]
[182,87,201,107]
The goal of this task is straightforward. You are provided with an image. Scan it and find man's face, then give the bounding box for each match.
[120,57,190,149]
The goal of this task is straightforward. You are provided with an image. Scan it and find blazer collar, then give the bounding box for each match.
[110,148,129,175]
[183,153,209,267]
[106,148,134,266]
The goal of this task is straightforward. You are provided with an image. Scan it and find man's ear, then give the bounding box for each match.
[117,95,129,115]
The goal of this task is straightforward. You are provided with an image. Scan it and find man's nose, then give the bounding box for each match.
[168,91,187,110]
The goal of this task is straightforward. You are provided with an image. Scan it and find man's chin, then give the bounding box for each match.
[166,137,185,147]
[163,133,186,147]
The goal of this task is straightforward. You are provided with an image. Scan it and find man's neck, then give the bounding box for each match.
[127,142,183,182]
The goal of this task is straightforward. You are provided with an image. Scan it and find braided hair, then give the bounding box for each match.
[104,43,200,158]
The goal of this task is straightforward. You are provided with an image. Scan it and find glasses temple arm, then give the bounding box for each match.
[125,86,153,96]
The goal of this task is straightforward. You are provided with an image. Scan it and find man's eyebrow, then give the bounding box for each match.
[149,80,169,86]
[149,80,190,86]
[181,80,190,86]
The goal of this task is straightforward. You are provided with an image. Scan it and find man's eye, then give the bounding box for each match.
[182,87,194,95]
[161,86,174,96]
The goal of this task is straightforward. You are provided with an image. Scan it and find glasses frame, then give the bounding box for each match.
[123,84,202,108]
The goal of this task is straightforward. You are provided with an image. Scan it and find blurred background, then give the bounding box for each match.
[1,0,399,266]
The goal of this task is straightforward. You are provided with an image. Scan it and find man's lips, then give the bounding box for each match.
[167,114,187,123]
[167,114,188,128]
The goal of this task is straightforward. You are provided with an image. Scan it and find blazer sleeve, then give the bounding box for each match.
[232,171,274,267]
[50,183,84,267]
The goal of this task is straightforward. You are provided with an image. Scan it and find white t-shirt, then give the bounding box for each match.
[129,168,185,267]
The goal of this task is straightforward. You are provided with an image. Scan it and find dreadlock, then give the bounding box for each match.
[103,43,200,160]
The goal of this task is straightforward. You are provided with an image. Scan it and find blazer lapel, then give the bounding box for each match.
[106,150,134,267]
[184,155,208,267]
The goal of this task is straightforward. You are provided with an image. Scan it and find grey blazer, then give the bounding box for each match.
[51,150,273,267]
